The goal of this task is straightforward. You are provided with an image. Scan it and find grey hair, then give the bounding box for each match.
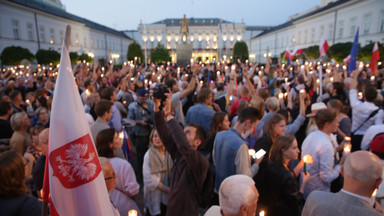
[265,97,279,112]
[219,175,257,215]
[344,152,382,183]
[10,112,28,131]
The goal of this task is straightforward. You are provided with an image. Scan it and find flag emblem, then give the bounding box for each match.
[50,133,101,188]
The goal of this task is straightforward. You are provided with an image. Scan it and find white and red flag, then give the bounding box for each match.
[319,35,329,57]
[343,55,351,63]
[47,25,114,215]
[370,42,380,74]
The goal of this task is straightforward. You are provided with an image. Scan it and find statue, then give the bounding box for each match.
[180,14,189,42]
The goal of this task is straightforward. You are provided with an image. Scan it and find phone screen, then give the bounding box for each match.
[253,149,266,159]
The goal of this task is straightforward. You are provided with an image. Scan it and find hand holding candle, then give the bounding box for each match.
[303,154,314,174]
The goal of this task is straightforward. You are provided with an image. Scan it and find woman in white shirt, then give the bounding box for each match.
[143,129,173,216]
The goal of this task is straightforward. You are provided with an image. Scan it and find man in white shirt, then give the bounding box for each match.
[302,151,383,216]
[301,109,342,198]
[349,70,383,151]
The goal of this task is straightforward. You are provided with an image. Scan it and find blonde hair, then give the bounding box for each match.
[265,97,279,112]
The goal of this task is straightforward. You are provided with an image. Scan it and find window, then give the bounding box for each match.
[350,17,357,36]
[12,20,20,39]
[49,28,54,44]
[84,37,87,48]
[59,30,64,43]
[338,20,344,38]
[40,26,45,42]
[363,14,371,34]
[328,23,334,41]
[304,30,308,44]
[311,28,315,43]
[380,12,384,32]
[91,38,94,49]
[298,31,301,44]
[27,23,33,41]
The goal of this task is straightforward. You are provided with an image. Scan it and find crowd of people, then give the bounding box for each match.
[0,56,384,216]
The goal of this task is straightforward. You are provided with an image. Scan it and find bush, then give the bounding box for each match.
[303,45,320,59]
[150,44,171,63]
[328,42,356,63]
[69,52,79,65]
[35,49,60,65]
[1,46,34,65]
[233,41,249,62]
[127,41,144,64]
[359,42,384,62]
[78,53,94,63]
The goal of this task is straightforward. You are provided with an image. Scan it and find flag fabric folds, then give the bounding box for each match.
[347,27,359,75]
[319,35,329,57]
[370,41,380,74]
[48,25,114,215]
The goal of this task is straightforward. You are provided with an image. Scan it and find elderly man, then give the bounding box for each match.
[205,175,259,216]
[302,151,383,216]
[10,112,31,155]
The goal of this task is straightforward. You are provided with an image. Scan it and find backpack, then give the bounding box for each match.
[186,163,215,209]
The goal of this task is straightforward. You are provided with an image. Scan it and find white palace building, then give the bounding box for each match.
[0,0,132,64]
[1,0,383,64]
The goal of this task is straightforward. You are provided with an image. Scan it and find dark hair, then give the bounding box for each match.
[269,135,296,166]
[0,101,12,116]
[95,99,113,117]
[188,123,207,148]
[209,112,227,137]
[95,128,116,158]
[84,79,92,88]
[0,151,27,197]
[196,88,212,103]
[165,79,177,90]
[298,75,305,84]
[364,87,378,102]
[277,109,290,121]
[264,113,286,139]
[9,90,21,101]
[237,107,262,124]
[332,82,344,96]
[315,109,337,130]
[100,86,116,101]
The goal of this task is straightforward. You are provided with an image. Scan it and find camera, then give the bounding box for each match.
[152,84,169,110]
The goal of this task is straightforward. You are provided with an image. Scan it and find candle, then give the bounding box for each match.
[128,210,137,216]
[370,76,375,81]
[101,74,104,78]
[285,78,288,83]
[217,71,220,75]
[330,77,334,82]
[119,132,124,140]
[123,101,127,105]
[102,67,105,71]
[85,89,90,97]
[231,65,236,71]
[372,189,377,197]
[299,89,305,94]
[26,99,30,105]
[344,137,351,153]
[303,155,314,174]
[200,81,203,86]
[248,149,256,157]
[284,93,288,98]
[358,92,363,100]
[342,65,347,70]
[259,211,265,216]
[278,93,284,99]
[336,64,339,67]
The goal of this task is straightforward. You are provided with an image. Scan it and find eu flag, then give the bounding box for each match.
[347,27,359,75]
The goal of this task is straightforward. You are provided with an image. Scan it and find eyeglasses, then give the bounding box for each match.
[104,172,115,181]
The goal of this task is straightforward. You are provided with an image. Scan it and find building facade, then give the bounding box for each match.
[250,0,384,63]
[125,18,269,63]
[0,0,132,64]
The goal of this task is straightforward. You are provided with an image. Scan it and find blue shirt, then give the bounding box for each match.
[185,103,215,134]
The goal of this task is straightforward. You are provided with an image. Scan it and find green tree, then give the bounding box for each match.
[127,41,144,64]
[328,42,356,63]
[78,53,94,63]
[359,42,384,62]
[233,41,249,62]
[69,52,79,65]
[1,46,34,65]
[303,45,320,59]
[150,44,171,63]
[35,49,60,65]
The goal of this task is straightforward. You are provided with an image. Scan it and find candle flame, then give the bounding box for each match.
[119,132,124,139]
[303,155,314,164]
[278,93,284,99]
[344,137,351,142]
[372,189,377,197]
[259,210,265,216]
[128,210,137,216]
[248,149,256,156]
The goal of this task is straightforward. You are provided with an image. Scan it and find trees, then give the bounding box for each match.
[359,42,384,62]
[35,49,60,65]
[150,44,171,63]
[328,42,354,63]
[233,41,249,62]
[127,41,144,64]
[1,46,34,65]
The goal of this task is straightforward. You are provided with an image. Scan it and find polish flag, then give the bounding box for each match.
[292,46,303,56]
[285,47,291,59]
[343,55,351,63]
[48,25,114,215]
[319,35,329,57]
[370,42,380,74]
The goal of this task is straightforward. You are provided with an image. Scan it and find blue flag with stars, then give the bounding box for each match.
[347,27,359,75]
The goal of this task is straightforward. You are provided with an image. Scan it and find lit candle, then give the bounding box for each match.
[231,65,236,71]
[217,71,220,75]
[259,210,265,216]
[119,132,124,140]
[336,64,339,67]
[123,101,127,105]
[278,93,284,99]
[372,189,377,198]
[285,78,288,83]
[248,149,256,157]
[128,210,137,216]
[330,77,334,82]
[299,89,305,94]
[303,155,314,174]
[85,89,90,97]
[200,80,203,86]
[102,67,105,71]
[284,93,288,98]
[101,74,104,78]
[26,99,30,105]
[358,92,363,100]
[342,65,347,70]
[370,76,375,81]
[344,137,351,153]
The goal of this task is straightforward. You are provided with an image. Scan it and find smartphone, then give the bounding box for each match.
[253,149,266,159]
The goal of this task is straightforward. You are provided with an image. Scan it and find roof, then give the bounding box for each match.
[246,26,272,31]
[151,18,232,27]
[253,0,352,38]
[6,0,132,40]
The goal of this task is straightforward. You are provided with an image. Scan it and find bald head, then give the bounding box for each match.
[343,151,382,184]
[39,128,49,155]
